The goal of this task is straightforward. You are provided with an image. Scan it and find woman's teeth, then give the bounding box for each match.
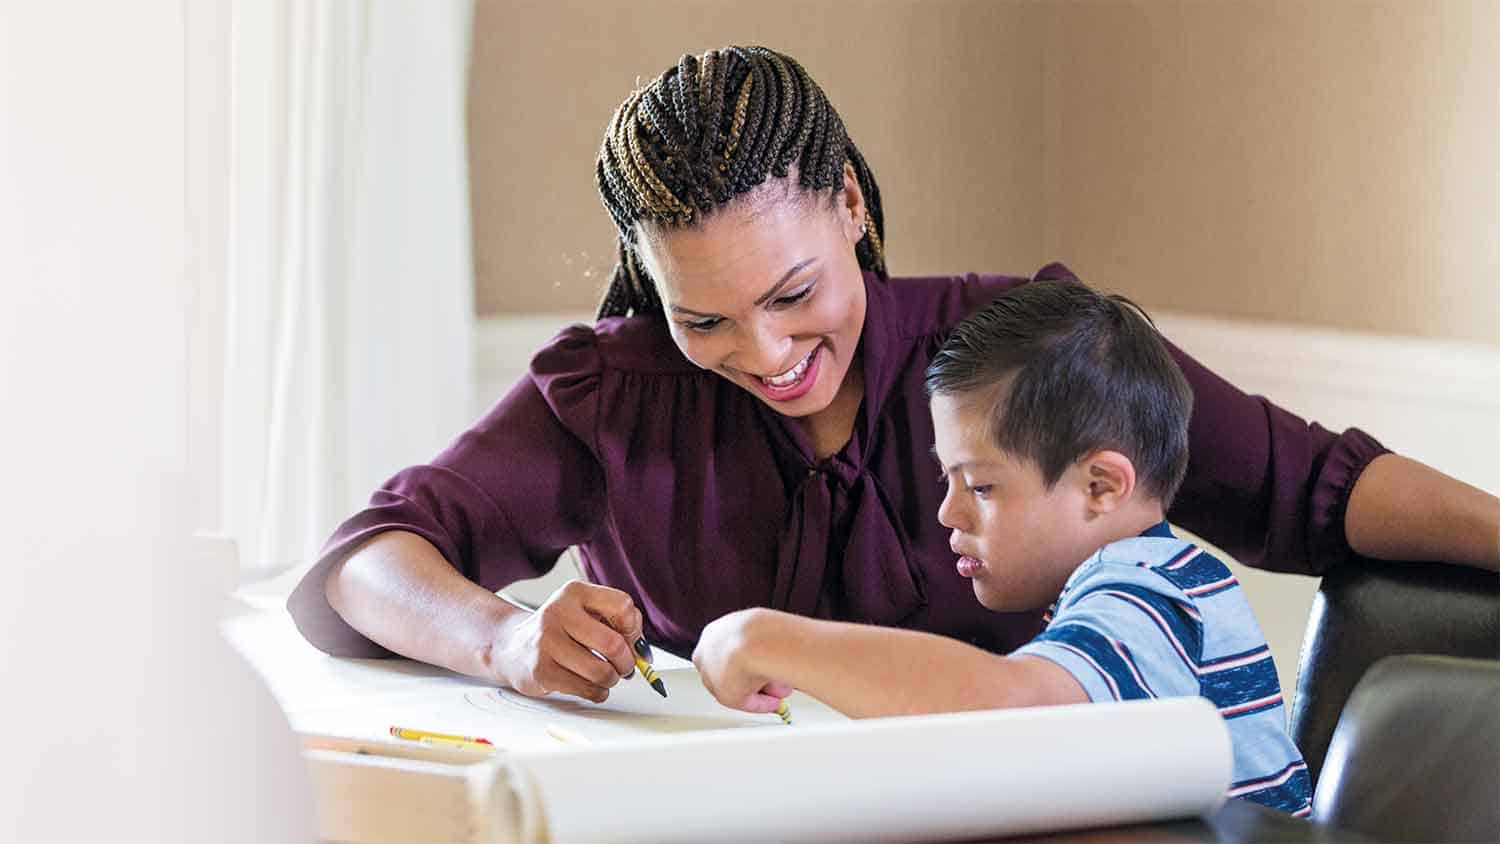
[761,349,813,387]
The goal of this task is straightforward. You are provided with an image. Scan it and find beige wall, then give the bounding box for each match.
[469,1,1498,344]
[468,0,1050,314]
[1042,0,1500,344]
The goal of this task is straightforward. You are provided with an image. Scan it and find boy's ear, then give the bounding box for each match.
[1081,449,1136,515]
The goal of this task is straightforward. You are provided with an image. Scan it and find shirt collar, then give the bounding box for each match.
[1139,520,1175,539]
[854,270,902,436]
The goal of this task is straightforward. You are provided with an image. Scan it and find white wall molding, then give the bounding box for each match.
[1154,311,1500,414]
[474,312,594,414]
[1153,310,1499,497]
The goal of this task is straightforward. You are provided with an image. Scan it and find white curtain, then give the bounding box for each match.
[225,0,477,577]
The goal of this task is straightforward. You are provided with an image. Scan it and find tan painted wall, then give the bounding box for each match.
[468,0,1050,314]
[469,1,1498,344]
[1042,0,1500,344]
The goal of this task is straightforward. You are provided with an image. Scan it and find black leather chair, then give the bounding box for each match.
[1312,655,1500,843]
[1289,558,1499,789]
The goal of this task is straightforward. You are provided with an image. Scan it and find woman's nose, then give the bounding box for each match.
[732,319,793,376]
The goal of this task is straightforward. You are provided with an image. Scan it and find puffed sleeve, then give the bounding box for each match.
[1165,341,1390,575]
[287,325,609,656]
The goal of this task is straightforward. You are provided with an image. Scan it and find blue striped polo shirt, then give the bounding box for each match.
[1012,521,1312,816]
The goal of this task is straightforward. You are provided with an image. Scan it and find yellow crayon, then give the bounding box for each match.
[389,725,495,750]
[774,700,792,725]
[634,637,668,698]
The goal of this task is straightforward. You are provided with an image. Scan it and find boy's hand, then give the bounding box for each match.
[692,608,795,714]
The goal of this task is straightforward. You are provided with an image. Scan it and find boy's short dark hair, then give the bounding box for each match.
[924,280,1193,507]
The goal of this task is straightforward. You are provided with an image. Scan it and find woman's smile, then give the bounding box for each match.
[746,344,823,402]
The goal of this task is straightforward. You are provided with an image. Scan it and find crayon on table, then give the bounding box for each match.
[389,725,495,751]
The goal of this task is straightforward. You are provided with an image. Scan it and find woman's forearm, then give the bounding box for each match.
[1345,454,1500,571]
[324,530,526,678]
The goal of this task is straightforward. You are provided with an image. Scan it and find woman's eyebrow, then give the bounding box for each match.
[670,303,718,318]
[751,257,818,306]
[670,257,819,318]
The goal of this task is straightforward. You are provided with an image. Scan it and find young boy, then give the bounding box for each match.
[691,280,1312,815]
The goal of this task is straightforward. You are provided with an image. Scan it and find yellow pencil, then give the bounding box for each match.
[774,700,792,725]
[389,725,496,750]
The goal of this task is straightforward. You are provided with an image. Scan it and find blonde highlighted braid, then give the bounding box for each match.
[595,46,887,319]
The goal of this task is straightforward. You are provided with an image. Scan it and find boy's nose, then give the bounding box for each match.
[936,487,964,531]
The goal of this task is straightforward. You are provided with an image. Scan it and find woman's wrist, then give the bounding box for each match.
[472,595,531,682]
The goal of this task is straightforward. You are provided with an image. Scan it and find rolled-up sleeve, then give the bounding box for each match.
[287,326,609,656]
[1165,342,1390,576]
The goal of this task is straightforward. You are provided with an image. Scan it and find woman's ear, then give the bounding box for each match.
[1081,449,1137,515]
[839,161,866,241]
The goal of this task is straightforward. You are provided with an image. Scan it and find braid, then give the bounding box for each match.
[599,237,663,320]
[722,72,754,167]
[782,61,816,176]
[670,54,700,150]
[727,57,771,195]
[760,51,799,178]
[696,50,721,156]
[595,46,889,320]
[847,143,886,276]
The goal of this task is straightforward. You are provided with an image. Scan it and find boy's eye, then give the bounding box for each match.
[969,484,993,497]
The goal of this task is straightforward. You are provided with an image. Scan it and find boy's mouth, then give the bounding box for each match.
[956,555,985,577]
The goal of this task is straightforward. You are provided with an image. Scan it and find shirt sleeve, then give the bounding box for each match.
[286,325,609,657]
[1013,565,1204,703]
[1164,339,1390,575]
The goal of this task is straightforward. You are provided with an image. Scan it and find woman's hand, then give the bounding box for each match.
[487,580,644,703]
[692,608,795,714]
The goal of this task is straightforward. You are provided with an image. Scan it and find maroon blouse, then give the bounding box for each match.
[288,264,1388,659]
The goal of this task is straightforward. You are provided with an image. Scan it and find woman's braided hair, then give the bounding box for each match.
[595,46,886,319]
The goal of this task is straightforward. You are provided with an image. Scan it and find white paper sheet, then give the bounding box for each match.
[505,697,1232,843]
[228,608,1232,842]
[225,610,845,752]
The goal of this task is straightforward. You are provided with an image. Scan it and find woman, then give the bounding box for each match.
[289,46,1498,705]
